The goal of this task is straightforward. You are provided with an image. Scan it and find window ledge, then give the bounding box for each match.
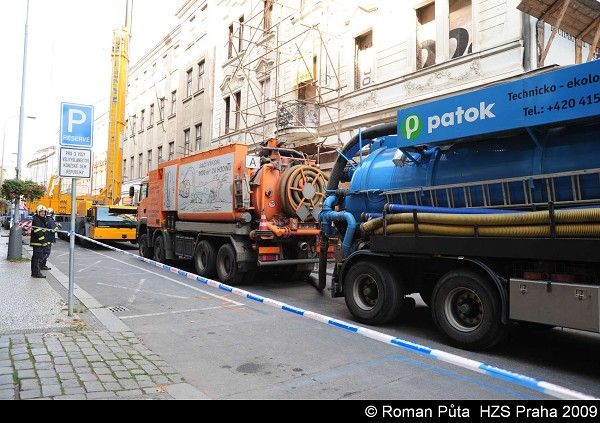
[182,95,193,104]
[193,89,205,98]
[168,113,176,120]
[156,119,164,125]
[147,124,154,130]
[138,129,144,134]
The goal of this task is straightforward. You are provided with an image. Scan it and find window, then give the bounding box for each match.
[195,123,202,151]
[131,115,137,135]
[158,146,163,163]
[263,1,273,32]
[197,60,205,91]
[130,156,134,179]
[138,153,143,177]
[224,96,231,134]
[147,149,152,172]
[234,91,241,130]
[184,129,191,156]
[449,0,472,59]
[355,31,374,90]
[186,69,193,97]
[238,16,244,52]
[417,2,436,69]
[140,109,145,131]
[123,159,127,178]
[158,98,165,121]
[170,90,177,115]
[149,104,154,125]
[260,77,271,114]
[228,24,234,59]
[125,119,129,136]
[168,142,175,160]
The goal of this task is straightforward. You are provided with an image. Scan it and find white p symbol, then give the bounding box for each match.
[68,109,86,132]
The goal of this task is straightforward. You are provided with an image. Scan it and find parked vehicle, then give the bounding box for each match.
[137,139,330,285]
[320,60,600,350]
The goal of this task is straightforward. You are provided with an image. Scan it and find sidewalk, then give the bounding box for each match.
[0,230,201,400]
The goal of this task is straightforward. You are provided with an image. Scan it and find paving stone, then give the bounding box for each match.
[55,365,74,373]
[17,369,36,379]
[37,369,58,379]
[61,379,82,389]
[98,374,116,384]
[94,367,113,376]
[30,348,47,356]
[87,355,103,363]
[114,371,132,379]
[77,373,98,382]
[116,389,143,398]
[99,353,117,361]
[103,382,122,391]
[150,375,170,385]
[54,394,86,400]
[19,379,40,391]
[70,359,88,367]
[135,378,155,389]
[19,389,41,400]
[67,352,84,360]
[12,353,30,361]
[87,391,117,399]
[58,372,77,381]
[34,355,52,363]
[33,362,53,370]
[63,386,85,395]
[0,367,13,376]
[83,381,105,393]
[130,368,146,376]
[53,357,71,365]
[0,388,15,400]
[81,348,97,356]
[110,366,127,373]
[118,379,139,390]
[143,367,162,376]
[41,384,62,397]
[39,377,59,386]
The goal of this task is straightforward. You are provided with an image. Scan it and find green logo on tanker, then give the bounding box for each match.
[402,114,422,141]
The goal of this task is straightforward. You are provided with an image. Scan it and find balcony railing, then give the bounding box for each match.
[276,100,319,130]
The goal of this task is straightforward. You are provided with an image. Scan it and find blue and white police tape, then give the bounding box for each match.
[69,231,596,400]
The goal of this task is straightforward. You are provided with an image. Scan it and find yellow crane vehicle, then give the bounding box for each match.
[32,2,136,246]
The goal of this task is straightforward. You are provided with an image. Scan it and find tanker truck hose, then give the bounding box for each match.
[362,207,600,233]
[326,123,397,192]
[373,223,600,238]
[317,236,328,292]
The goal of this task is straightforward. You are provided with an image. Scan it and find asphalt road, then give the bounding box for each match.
[46,239,600,399]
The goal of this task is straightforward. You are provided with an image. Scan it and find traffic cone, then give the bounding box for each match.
[256,211,273,238]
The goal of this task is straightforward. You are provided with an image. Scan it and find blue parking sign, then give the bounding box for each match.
[60,102,94,148]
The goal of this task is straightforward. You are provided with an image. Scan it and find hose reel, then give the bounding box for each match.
[280,165,327,221]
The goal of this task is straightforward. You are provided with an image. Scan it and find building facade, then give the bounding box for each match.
[122,0,592,189]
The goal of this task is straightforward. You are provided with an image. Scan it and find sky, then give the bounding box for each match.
[0,0,178,179]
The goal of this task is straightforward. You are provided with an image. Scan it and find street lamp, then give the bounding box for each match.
[1,115,36,187]
[7,0,31,260]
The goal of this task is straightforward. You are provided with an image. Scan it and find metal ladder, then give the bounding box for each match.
[382,168,600,210]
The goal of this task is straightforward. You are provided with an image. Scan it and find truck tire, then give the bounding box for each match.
[216,243,244,286]
[343,260,403,325]
[431,269,507,350]
[194,240,216,278]
[138,233,153,259]
[77,222,89,248]
[153,235,167,263]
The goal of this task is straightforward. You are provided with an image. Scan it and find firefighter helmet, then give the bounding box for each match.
[36,205,47,214]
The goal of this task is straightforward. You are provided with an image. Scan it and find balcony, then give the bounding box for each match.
[276,100,319,142]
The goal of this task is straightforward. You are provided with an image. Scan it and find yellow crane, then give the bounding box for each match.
[34,0,137,246]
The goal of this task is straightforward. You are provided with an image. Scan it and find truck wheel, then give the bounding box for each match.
[153,235,167,263]
[343,260,403,325]
[194,240,216,278]
[431,269,507,350]
[77,223,89,248]
[216,243,244,285]
[138,233,153,259]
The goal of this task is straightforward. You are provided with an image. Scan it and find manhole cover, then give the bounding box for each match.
[109,305,128,313]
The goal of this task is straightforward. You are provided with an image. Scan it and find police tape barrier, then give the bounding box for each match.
[35,226,597,400]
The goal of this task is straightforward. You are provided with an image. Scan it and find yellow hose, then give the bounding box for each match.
[373,223,600,238]
[362,208,600,233]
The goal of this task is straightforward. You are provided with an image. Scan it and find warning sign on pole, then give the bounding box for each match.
[59,147,91,179]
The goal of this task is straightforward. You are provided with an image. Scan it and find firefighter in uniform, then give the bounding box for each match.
[41,208,59,270]
[31,205,49,278]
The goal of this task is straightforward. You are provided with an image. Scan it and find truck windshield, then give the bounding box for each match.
[96,207,137,227]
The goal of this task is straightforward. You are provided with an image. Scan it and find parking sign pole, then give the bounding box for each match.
[68,178,76,316]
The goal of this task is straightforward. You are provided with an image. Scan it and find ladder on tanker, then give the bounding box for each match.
[382,168,600,210]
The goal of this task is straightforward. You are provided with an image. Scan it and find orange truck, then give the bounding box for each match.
[136,140,331,285]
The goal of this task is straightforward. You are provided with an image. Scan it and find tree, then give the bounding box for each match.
[1,179,45,205]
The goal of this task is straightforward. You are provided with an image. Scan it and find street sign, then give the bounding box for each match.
[246,155,260,169]
[59,147,91,179]
[60,102,94,148]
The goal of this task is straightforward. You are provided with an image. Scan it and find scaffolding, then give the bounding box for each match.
[215,0,344,162]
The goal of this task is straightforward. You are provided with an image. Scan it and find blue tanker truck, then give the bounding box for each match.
[319,59,600,350]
